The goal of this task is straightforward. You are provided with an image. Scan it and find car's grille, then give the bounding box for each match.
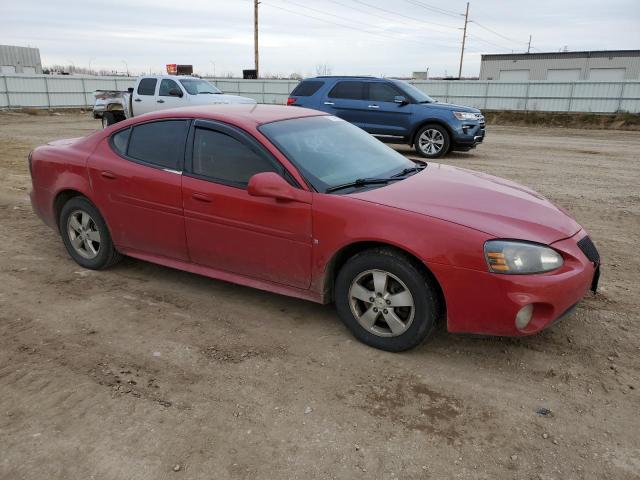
[577,236,600,264]
[475,113,485,127]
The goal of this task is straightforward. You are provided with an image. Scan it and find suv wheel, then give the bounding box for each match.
[414,124,450,159]
[59,196,122,270]
[335,248,440,352]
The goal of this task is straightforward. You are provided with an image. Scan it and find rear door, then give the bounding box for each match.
[321,81,370,130]
[361,81,413,136]
[88,119,190,260]
[181,120,313,289]
[131,77,158,115]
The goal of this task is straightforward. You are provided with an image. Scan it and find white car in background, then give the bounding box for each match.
[93,75,256,127]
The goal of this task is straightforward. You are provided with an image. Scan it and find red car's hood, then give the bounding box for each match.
[350,163,581,245]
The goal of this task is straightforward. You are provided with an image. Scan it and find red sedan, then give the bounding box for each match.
[29,105,600,351]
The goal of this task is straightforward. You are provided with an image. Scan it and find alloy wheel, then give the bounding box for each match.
[418,128,445,156]
[348,269,415,337]
[67,209,101,259]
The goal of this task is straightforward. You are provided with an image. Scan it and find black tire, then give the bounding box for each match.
[335,248,440,352]
[59,196,122,270]
[414,124,450,159]
[101,111,116,128]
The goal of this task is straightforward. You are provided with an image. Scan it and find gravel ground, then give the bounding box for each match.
[0,112,638,480]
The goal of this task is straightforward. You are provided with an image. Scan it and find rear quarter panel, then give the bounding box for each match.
[30,137,101,228]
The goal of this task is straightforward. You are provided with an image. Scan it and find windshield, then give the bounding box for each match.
[179,79,222,95]
[393,80,435,103]
[259,116,415,193]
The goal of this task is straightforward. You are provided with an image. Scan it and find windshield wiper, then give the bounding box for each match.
[325,177,402,193]
[391,164,426,178]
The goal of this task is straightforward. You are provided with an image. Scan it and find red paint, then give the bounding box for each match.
[29,104,597,337]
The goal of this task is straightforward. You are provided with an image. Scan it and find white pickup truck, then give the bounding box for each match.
[93,75,256,127]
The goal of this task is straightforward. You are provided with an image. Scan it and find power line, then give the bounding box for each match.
[402,0,462,18]
[350,0,460,31]
[262,1,447,47]
[277,0,412,33]
[325,0,432,30]
[468,20,529,46]
[466,33,513,52]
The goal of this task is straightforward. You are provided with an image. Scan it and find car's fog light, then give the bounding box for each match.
[515,304,534,329]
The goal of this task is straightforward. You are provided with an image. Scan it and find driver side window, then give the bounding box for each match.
[192,128,279,188]
[159,79,180,97]
[368,82,402,103]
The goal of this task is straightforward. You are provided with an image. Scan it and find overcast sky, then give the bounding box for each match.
[3,0,639,77]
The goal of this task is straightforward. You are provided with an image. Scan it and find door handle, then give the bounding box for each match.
[134,98,142,102]
[368,104,380,109]
[323,101,334,105]
[191,192,212,203]
[100,170,116,179]
[157,99,165,103]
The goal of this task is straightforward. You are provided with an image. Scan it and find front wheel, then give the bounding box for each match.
[414,124,450,159]
[59,196,122,270]
[335,248,440,352]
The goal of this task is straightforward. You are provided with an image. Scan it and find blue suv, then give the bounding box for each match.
[287,76,485,159]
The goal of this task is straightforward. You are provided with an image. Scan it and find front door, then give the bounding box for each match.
[361,81,413,137]
[87,119,190,260]
[182,120,313,289]
[156,78,185,111]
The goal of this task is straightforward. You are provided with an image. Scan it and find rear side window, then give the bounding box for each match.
[328,81,365,100]
[192,128,278,187]
[127,120,189,170]
[111,128,130,155]
[290,80,324,97]
[368,82,401,103]
[137,78,157,96]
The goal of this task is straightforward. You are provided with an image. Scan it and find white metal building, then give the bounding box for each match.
[0,45,42,74]
[480,50,640,81]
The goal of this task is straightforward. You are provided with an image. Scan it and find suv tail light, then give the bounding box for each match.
[286,97,296,106]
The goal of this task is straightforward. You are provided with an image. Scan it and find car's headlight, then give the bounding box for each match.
[453,111,478,121]
[484,240,563,274]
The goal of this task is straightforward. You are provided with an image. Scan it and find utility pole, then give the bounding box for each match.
[254,0,259,78]
[457,2,469,79]
[527,35,532,53]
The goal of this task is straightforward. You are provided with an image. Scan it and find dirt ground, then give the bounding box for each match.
[0,112,638,480]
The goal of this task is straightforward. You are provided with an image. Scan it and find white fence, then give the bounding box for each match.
[1,74,639,113]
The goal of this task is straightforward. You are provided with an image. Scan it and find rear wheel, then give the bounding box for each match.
[102,112,115,128]
[59,197,122,270]
[414,124,450,159]
[101,111,120,128]
[335,248,439,351]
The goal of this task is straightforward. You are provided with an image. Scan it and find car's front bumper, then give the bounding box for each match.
[429,229,598,336]
[451,121,485,150]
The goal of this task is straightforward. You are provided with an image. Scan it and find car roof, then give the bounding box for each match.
[130,104,328,129]
[142,75,199,80]
[306,75,378,81]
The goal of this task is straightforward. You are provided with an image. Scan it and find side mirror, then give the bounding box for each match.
[394,95,408,105]
[248,172,311,204]
[169,88,183,98]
